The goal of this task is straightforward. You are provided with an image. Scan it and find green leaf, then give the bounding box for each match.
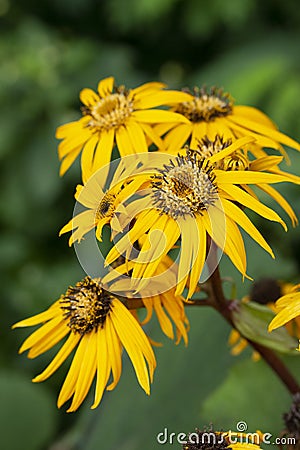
[232,301,299,354]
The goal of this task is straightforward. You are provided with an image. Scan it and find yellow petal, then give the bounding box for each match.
[28,323,69,359]
[215,170,292,185]
[59,147,82,176]
[97,76,114,98]
[132,109,189,124]
[249,155,283,172]
[91,128,115,173]
[33,332,80,382]
[126,120,148,153]
[229,115,300,151]
[105,319,122,391]
[115,125,135,156]
[19,316,64,354]
[68,331,98,412]
[57,336,87,409]
[208,136,255,164]
[187,217,207,298]
[134,91,192,110]
[220,183,287,230]
[221,198,274,257]
[80,88,100,106]
[164,123,191,152]
[91,327,110,409]
[12,303,60,329]
[258,184,298,226]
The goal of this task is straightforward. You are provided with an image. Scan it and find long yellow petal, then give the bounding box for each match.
[105,209,161,266]
[32,332,80,382]
[80,134,100,183]
[91,327,110,409]
[126,120,148,153]
[175,216,197,296]
[129,82,166,99]
[228,115,300,151]
[187,217,207,298]
[134,91,192,110]
[59,147,82,176]
[164,124,191,152]
[249,155,283,172]
[219,183,287,230]
[132,109,189,124]
[13,304,60,329]
[91,128,115,172]
[208,136,255,164]
[68,331,98,412]
[258,184,298,226]
[105,319,122,391]
[57,336,87,409]
[28,323,70,359]
[215,170,292,185]
[221,198,274,257]
[19,316,64,354]
[112,299,156,385]
[115,125,135,156]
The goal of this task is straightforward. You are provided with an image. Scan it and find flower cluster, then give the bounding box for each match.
[14,76,300,412]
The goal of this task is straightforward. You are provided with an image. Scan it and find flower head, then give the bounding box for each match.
[13,276,156,412]
[56,76,191,175]
[105,138,293,298]
[158,85,300,158]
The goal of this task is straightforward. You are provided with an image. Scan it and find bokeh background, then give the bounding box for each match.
[1,1,300,449]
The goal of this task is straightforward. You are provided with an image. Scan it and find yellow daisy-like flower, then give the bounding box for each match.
[158,86,300,157]
[56,76,191,176]
[189,135,299,226]
[59,154,153,245]
[269,283,300,334]
[105,137,293,298]
[103,255,189,345]
[13,276,156,412]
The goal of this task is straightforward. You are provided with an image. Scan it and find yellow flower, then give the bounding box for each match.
[105,137,293,298]
[56,76,191,176]
[103,255,189,345]
[13,276,156,412]
[181,136,299,225]
[59,155,150,245]
[269,283,300,333]
[157,86,300,157]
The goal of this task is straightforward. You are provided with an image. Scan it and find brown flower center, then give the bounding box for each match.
[152,151,218,219]
[60,277,112,335]
[96,192,116,221]
[175,87,233,122]
[194,136,249,171]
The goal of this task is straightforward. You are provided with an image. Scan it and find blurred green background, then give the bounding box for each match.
[1,0,300,449]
